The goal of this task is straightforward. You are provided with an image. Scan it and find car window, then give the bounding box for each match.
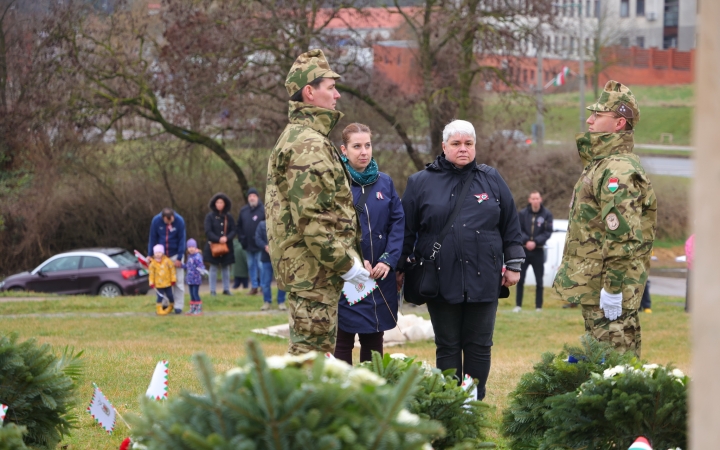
[41,256,81,273]
[81,256,108,269]
[110,251,137,267]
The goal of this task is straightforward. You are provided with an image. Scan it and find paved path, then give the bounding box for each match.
[649,275,687,298]
[635,143,693,152]
[640,156,693,177]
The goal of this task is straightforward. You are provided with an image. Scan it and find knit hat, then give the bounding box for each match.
[628,436,652,450]
[153,244,165,254]
[247,187,259,199]
[187,238,197,248]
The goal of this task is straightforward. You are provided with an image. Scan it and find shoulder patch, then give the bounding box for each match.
[607,177,619,193]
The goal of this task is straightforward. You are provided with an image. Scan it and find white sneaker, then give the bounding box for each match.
[512,306,522,313]
[536,308,542,312]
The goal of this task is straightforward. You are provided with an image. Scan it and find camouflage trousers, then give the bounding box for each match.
[287,292,339,355]
[581,305,641,358]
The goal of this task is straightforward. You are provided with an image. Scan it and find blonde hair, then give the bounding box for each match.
[342,123,372,146]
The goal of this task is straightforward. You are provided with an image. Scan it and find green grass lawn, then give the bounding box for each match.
[0,288,689,449]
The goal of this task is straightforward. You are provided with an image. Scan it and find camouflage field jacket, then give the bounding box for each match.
[553,132,657,309]
[265,101,362,304]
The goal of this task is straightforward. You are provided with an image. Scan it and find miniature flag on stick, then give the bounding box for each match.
[134,250,149,269]
[461,374,478,406]
[0,404,8,425]
[545,66,571,88]
[87,385,116,434]
[146,360,169,400]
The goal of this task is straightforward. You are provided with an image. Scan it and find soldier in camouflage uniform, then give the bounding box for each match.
[266,49,370,355]
[553,80,657,357]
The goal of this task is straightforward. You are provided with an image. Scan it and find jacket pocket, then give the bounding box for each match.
[473,230,502,295]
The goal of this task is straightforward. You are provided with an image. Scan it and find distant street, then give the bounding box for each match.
[640,156,694,178]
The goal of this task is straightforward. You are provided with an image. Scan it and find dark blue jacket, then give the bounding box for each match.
[400,155,525,304]
[148,212,186,258]
[254,221,271,263]
[237,203,265,253]
[518,204,554,253]
[339,172,405,334]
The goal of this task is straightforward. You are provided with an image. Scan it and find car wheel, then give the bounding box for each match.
[98,283,122,298]
[8,287,24,292]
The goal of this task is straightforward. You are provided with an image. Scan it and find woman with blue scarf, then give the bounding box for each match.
[334,123,405,365]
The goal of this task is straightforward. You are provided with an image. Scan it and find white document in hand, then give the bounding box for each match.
[343,279,377,305]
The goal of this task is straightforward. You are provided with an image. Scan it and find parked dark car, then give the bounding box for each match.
[0,249,149,297]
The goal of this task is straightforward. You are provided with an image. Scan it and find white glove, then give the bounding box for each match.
[341,258,371,286]
[599,288,623,321]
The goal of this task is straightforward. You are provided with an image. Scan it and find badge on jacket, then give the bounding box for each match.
[253,215,258,221]
[475,193,489,204]
[607,177,619,193]
[376,192,384,200]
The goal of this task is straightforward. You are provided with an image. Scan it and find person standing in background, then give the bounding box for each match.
[148,208,186,314]
[514,191,553,312]
[237,187,265,295]
[255,220,286,311]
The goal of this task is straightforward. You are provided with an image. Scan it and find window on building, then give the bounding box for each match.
[570,37,575,54]
[636,0,645,16]
[554,35,559,53]
[586,0,591,17]
[636,36,645,48]
[620,0,629,17]
[561,36,567,52]
[620,37,630,47]
[546,36,551,53]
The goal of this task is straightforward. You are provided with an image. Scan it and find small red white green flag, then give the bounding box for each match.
[146,360,169,400]
[628,436,653,450]
[608,177,620,193]
[0,404,8,425]
[553,66,570,86]
[87,384,116,434]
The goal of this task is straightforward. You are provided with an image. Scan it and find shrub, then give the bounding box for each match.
[0,333,83,449]
[542,363,688,449]
[501,335,637,449]
[0,425,28,450]
[359,352,495,449]
[129,341,445,449]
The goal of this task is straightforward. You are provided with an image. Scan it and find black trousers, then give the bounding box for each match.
[516,249,545,308]
[640,280,651,309]
[334,329,384,365]
[426,300,498,400]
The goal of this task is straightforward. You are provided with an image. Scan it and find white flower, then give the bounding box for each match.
[420,361,435,377]
[347,367,386,387]
[671,368,685,379]
[603,365,627,379]
[389,353,408,360]
[323,357,351,378]
[421,443,434,450]
[643,363,659,372]
[266,356,288,370]
[396,409,421,425]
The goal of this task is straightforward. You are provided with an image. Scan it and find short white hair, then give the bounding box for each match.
[442,120,476,144]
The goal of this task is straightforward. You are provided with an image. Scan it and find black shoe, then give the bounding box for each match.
[222,290,231,296]
[562,303,578,309]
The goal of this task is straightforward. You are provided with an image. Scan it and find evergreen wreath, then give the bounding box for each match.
[129,340,445,449]
[359,352,495,449]
[0,333,83,450]
[501,334,637,449]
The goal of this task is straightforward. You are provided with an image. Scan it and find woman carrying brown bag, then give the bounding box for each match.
[203,192,237,296]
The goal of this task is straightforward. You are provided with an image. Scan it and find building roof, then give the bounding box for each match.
[315,7,421,30]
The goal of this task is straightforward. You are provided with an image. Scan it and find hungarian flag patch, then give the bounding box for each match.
[607,177,619,193]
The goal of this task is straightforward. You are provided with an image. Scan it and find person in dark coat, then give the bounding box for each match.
[398,120,525,400]
[514,191,554,312]
[203,192,237,295]
[333,123,405,365]
[255,220,286,311]
[237,187,265,295]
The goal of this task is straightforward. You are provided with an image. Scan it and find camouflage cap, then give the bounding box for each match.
[285,49,341,97]
[587,80,640,127]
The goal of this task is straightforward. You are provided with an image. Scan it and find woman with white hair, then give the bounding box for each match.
[398,119,525,400]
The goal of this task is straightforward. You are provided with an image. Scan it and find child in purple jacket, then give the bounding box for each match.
[184,239,205,315]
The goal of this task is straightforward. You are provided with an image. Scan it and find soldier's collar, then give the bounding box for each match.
[575,131,634,165]
[287,101,344,136]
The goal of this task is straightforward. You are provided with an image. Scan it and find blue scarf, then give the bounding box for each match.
[342,155,379,186]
